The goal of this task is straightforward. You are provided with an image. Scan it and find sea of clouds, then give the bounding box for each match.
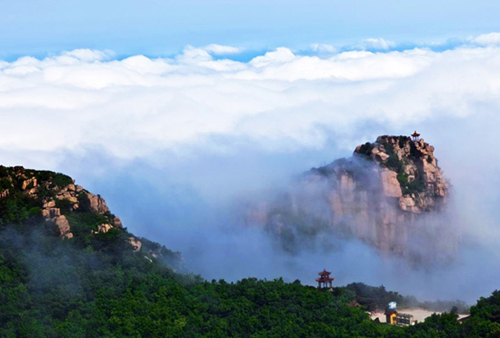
[2,33,500,303]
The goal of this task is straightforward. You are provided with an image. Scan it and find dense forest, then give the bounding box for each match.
[1,166,500,337]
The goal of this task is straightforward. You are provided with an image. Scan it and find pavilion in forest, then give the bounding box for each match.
[316,269,334,290]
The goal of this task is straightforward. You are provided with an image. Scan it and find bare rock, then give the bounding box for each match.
[92,223,113,234]
[43,200,56,208]
[53,215,72,238]
[21,177,37,190]
[42,208,61,219]
[86,192,109,214]
[0,189,9,199]
[27,187,38,196]
[381,169,402,198]
[113,217,123,228]
[129,237,142,252]
[56,192,78,204]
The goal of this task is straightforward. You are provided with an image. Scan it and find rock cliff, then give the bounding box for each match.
[253,135,455,263]
[0,166,183,269]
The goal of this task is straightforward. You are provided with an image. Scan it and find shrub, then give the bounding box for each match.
[55,199,74,215]
[0,177,11,190]
[397,172,409,187]
[356,142,374,158]
[52,173,73,188]
[77,193,91,212]
[385,154,403,172]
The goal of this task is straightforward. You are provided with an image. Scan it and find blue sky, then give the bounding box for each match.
[2,0,500,59]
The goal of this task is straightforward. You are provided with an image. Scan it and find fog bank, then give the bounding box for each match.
[2,38,500,303]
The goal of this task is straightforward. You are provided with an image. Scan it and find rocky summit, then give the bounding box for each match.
[0,165,182,268]
[252,135,456,263]
[353,135,448,212]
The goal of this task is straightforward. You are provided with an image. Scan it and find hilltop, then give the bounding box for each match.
[251,135,455,263]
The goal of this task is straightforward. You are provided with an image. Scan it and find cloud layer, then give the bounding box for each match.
[1,36,500,164]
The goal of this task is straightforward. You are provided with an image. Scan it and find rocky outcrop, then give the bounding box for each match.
[0,166,119,245]
[355,136,449,212]
[113,217,123,228]
[255,135,454,263]
[129,237,142,252]
[0,165,185,269]
[53,215,73,239]
[92,223,113,234]
[0,189,10,199]
[86,192,109,214]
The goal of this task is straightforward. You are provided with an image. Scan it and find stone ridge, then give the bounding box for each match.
[354,135,448,213]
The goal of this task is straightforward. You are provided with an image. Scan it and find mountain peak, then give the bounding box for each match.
[252,134,454,263]
[354,135,448,211]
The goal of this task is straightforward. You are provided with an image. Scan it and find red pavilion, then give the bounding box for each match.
[316,269,334,290]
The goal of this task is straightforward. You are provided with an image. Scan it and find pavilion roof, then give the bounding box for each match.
[411,131,420,137]
[318,269,331,275]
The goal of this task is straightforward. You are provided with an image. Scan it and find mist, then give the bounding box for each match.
[29,108,497,305]
[2,38,500,305]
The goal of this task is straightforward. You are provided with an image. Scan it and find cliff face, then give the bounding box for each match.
[0,166,182,268]
[256,136,455,263]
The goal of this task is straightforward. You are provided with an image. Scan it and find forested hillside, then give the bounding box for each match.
[1,165,500,337]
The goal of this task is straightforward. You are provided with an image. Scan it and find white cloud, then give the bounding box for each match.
[310,43,337,53]
[0,34,500,163]
[361,38,397,50]
[471,33,500,46]
[203,44,243,55]
[62,49,113,62]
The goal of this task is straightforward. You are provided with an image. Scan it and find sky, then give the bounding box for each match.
[2,0,500,59]
[2,1,500,303]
